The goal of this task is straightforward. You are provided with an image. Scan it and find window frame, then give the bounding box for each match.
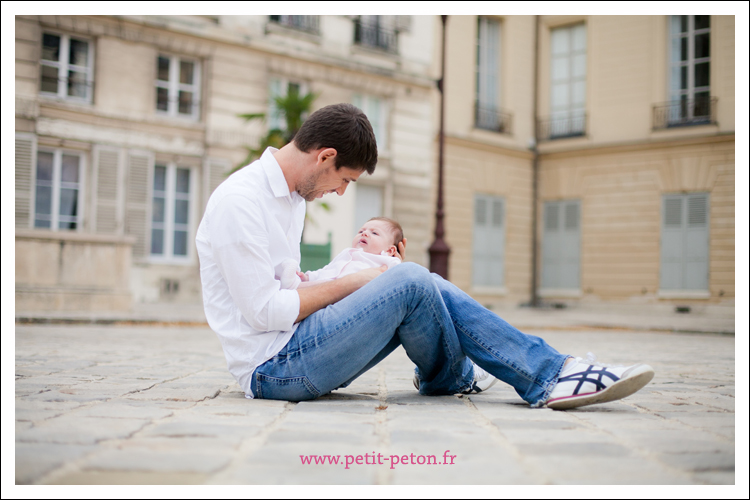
[268,77,310,133]
[148,162,196,264]
[352,93,389,155]
[155,53,202,121]
[475,17,502,131]
[39,30,95,103]
[668,15,711,122]
[33,147,86,232]
[548,23,587,138]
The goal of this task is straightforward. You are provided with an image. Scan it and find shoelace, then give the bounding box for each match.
[473,364,491,382]
[582,352,624,368]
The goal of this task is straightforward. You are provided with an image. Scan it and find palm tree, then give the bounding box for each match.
[232,86,317,173]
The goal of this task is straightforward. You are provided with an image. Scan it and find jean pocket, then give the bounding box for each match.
[255,374,320,401]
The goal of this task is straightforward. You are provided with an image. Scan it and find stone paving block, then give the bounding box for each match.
[389,453,538,485]
[50,471,208,485]
[139,419,264,439]
[657,451,735,473]
[69,400,176,420]
[692,470,736,485]
[211,461,376,485]
[603,429,734,455]
[15,416,150,445]
[652,412,735,430]
[15,442,96,484]
[522,455,696,485]
[21,389,112,404]
[78,447,233,474]
[123,383,224,402]
[272,428,379,447]
[293,401,377,414]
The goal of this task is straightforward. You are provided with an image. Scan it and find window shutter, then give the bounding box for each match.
[660,195,684,289]
[684,193,709,289]
[561,200,581,289]
[125,150,153,258]
[15,134,36,228]
[203,157,231,212]
[472,195,505,287]
[93,146,123,234]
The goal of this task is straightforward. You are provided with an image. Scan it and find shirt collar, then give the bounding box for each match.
[260,147,294,199]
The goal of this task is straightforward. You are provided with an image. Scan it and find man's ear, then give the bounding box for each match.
[316,148,337,166]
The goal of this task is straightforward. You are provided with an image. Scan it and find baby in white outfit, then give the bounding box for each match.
[279,217,403,290]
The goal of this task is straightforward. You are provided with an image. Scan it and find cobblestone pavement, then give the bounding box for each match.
[12,323,740,487]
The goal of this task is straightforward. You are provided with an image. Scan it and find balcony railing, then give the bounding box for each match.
[537,114,587,141]
[653,97,717,130]
[475,103,513,134]
[354,19,398,54]
[269,15,320,35]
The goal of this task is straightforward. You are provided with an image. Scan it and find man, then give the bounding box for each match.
[196,103,654,410]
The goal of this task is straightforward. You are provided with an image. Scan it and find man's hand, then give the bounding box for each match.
[396,238,407,261]
[295,264,388,323]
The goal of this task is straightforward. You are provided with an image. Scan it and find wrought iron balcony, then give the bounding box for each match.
[653,97,717,129]
[354,19,398,54]
[474,103,513,134]
[269,15,320,35]
[537,114,587,141]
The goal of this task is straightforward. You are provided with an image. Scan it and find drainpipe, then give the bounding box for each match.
[530,15,541,307]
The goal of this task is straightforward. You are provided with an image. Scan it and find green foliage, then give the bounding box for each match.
[230,88,318,174]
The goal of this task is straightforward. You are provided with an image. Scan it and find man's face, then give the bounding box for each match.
[297,164,362,202]
[352,220,396,256]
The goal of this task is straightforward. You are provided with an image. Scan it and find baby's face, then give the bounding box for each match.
[352,220,397,256]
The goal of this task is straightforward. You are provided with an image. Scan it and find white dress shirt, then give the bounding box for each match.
[196,148,305,398]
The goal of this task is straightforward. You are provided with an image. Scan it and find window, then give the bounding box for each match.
[473,195,506,287]
[354,184,384,235]
[541,200,581,289]
[548,24,586,138]
[155,55,201,120]
[668,15,712,125]
[34,149,83,230]
[151,164,193,259]
[660,193,709,291]
[354,16,398,54]
[268,78,309,133]
[352,94,389,153]
[269,15,320,34]
[476,17,509,133]
[40,32,93,102]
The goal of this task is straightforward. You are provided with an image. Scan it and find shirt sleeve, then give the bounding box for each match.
[208,193,300,332]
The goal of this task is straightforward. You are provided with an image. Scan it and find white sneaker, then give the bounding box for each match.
[412,363,498,394]
[546,353,654,410]
[462,363,499,394]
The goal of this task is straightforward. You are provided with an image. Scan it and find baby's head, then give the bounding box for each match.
[352,217,404,257]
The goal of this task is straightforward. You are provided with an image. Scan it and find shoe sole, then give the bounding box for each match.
[546,364,655,411]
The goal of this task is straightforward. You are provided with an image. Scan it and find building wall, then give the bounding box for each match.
[438,14,734,308]
[15,15,437,309]
[538,136,735,304]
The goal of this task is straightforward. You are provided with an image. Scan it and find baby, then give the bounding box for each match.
[279,217,403,290]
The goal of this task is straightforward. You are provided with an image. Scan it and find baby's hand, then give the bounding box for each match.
[296,271,308,282]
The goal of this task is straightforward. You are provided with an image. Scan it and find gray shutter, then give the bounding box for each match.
[472,196,490,286]
[203,157,231,212]
[15,134,36,228]
[93,146,122,234]
[542,201,561,288]
[660,195,686,289]
[472,195,505,287]
[561,201,581,289]
[125,150,153,258]
[684,193,709,289]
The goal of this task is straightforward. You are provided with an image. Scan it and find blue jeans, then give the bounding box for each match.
[251,263,568,406]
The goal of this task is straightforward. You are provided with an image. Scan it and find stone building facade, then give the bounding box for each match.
[440,15,735,311]
[15,15,437,312]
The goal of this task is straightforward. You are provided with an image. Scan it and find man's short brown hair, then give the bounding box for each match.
[368,217,404,246]
[293,103,378,174]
